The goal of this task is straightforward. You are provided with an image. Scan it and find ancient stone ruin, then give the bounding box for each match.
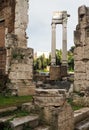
[0,0,35,96]
[50,11,70,80]
[1,1,89,130]
[74,5,89,92]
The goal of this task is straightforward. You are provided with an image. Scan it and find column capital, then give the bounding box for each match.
[51,23,56,28]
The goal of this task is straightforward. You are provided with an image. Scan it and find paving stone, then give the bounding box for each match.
[0,107,17,114]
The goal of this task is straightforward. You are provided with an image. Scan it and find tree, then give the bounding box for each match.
[56,49,62,65]
[33,46,74,72]
[34,54,48,71]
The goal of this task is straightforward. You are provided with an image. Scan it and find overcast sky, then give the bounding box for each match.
[27,0,89,52]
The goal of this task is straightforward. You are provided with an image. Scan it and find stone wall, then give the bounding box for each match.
[15,0,28,48]
[0,0,35,96]
[9,47,35,96]
[0,0,15,75]
[74,5,89,92]
[5,33,35,95]
[0,0,15,33]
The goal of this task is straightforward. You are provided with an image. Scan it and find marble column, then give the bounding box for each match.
[62,18,67,66]
[51,23,56,65]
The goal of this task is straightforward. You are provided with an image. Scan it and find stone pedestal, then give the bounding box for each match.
[34,89,74,130]
[61,65,67,77]
[50,66,61,80]
[50,65,67,80]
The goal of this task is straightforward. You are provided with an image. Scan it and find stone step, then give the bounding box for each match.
[34,126,50,130]
[0,115,15,123]
[22,102,34,112]
[75,118,89,130]
[74,107,89,124]
[0,106,17,114]
[0,106,18,117]
[10,115,39,130]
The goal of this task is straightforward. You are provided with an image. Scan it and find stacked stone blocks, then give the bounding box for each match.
[0,0,35,95]
[74,5,89,92]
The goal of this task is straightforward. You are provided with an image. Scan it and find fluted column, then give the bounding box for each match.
[51,23,56,66]
[62,18,67,66]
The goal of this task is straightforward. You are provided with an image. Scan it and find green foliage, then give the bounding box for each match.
[56,49,62,65]
[0,109,30,119]
[0,109,30,130]
[34,46,75,71]
[0,75,10,94]
[12,52,24,59]
[34,54,50,70]
[0,95,32,109]
[67,98,83,111]
[68,46,75,71]
[1,122,12,130]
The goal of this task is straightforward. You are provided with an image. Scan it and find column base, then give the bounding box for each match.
[50,66,61,80]
[50,65,68,80]
[61,65,67,77]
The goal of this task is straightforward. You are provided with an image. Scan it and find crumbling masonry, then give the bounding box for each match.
[0,0,35,95]
[74,5,89,92]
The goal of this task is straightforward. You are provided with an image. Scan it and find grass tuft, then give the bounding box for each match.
[0,95,32,109]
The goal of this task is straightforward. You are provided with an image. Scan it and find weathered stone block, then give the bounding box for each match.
[74,61,86,73]
[74,30,81,46]
[61,65,67,77]
[34,126,50,130]
[33,89,74,130]
[50,66,61,80]
[0,107,17,114]
[74,46,84,61]
[11,64,33,72]
[17,85,35,96]
[74,107,89,124]
[74,73,86,80]
[15,0,28,48]
[74,5,89,93]
[58,118,74,130]
[22,102,34,112]
[74,80,89,92]
[34,89,66,107]
[84,45,89,60]
[9,71,33,80]
[10,115,39,129]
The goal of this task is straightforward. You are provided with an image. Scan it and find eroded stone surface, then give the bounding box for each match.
[34,89,74,130]
[74,107,89,124]
[0,0,35,96]
[10,115,39,128]
[74,5,89,92]
[0,107,17,114]
[34,126,50,130]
